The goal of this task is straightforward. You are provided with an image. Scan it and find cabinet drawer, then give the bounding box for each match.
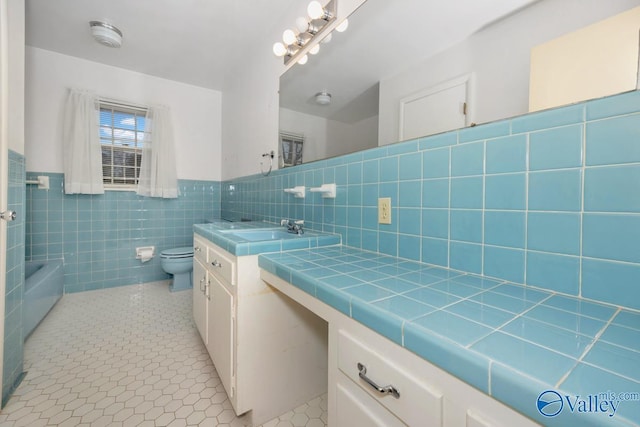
[336,371,405,427]
[193,236,207,264]
[338,329,443,427]
[207,244,236,285]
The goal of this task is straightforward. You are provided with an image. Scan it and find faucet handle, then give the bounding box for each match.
[280,219,289,226]
[294,220,304,225]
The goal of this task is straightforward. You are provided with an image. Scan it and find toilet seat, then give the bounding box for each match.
[160,247,194,259]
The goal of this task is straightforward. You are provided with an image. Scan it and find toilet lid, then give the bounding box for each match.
[160,247,194,258]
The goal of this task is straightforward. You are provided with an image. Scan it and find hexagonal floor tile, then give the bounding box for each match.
[1,283,327,427]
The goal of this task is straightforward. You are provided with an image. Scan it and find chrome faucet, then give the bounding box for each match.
[281,219,304,235]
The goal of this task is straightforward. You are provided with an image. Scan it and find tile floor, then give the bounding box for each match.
[0,282,327,427]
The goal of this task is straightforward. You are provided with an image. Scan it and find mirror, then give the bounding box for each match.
[278,0,640,165]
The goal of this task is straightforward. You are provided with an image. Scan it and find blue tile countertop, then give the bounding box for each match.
[259,246,640,427]
[193,220,341,256]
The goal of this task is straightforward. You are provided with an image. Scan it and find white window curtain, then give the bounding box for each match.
[62,89,104,194]
[137,105,179,198]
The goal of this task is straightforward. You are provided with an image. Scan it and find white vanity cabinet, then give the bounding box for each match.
[192,235,236,401]
[192,233,328,426]
[330,320,539,427]
[260,270,541,427]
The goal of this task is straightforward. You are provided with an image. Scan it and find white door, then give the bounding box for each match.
[0,0,11,394]
[399,74,473,141]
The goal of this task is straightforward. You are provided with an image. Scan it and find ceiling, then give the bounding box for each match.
[25,0,298,91]
[26,0,537,93]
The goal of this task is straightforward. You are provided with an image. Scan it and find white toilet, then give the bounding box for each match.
[160,247,194,292]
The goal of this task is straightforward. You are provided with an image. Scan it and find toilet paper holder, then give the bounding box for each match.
[136,246,155,262]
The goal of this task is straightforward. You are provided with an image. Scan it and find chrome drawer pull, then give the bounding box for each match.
[211,260,222,268]
[357,363,400,399]
[194,246,202,252]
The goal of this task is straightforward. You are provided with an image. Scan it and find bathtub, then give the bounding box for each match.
[23,260,63,339]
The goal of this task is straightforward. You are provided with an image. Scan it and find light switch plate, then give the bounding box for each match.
[378,197,391,224]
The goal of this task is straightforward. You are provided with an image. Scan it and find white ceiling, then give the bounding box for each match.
[25,0,298,91]
[26,0,537,93]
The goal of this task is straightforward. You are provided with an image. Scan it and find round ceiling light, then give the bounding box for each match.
[89,21,123,48]
[315,91,331,105]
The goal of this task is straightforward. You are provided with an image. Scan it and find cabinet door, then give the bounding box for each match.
[208,274,235,398]
[336,373,405,427]
[192,257,208,345]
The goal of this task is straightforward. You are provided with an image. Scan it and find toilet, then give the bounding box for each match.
[160,247,194,292]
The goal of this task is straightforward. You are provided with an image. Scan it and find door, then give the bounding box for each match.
[399,74,473,141]
[0,0,11,395]
[208,274,235,398]
[192,258,208,345]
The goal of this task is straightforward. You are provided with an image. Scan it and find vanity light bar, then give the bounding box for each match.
[272,0,338,66]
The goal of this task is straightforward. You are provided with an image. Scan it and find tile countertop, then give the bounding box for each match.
[258,246,640,427]
[193,220,341,256]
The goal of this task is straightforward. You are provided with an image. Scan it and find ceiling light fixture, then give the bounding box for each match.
[335,19,349,33]
[315,91,332,105]
[307,1,333,21]
[272,0,341,66]
[89,21,123,48]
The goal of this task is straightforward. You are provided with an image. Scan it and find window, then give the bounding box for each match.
[280,132,304,167]
[99,101,147,187]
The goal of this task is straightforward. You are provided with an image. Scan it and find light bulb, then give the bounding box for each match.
[321,32,332,44]
[309,44,320,55]
[295,17,309,33]
[307,1,324,19]
[336,19,349,33]
[273,42,287,57]
[298,55,308,65]
[282,29,297,45]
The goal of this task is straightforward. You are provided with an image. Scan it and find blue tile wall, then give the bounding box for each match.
[221,90,640,311]
[25,173,221,293]
[4,150,25,406]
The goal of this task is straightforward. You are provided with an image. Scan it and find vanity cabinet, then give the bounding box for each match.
[329,321,537,427]
[260,270,541,427]
[192,233,328,426]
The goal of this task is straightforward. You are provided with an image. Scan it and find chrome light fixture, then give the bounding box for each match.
[273,0,344,66]
[89,21,123,48]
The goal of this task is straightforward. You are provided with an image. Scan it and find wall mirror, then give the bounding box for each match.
[278,0,640,166]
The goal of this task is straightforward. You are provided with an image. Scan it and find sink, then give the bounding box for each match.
[221,228,303,242]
